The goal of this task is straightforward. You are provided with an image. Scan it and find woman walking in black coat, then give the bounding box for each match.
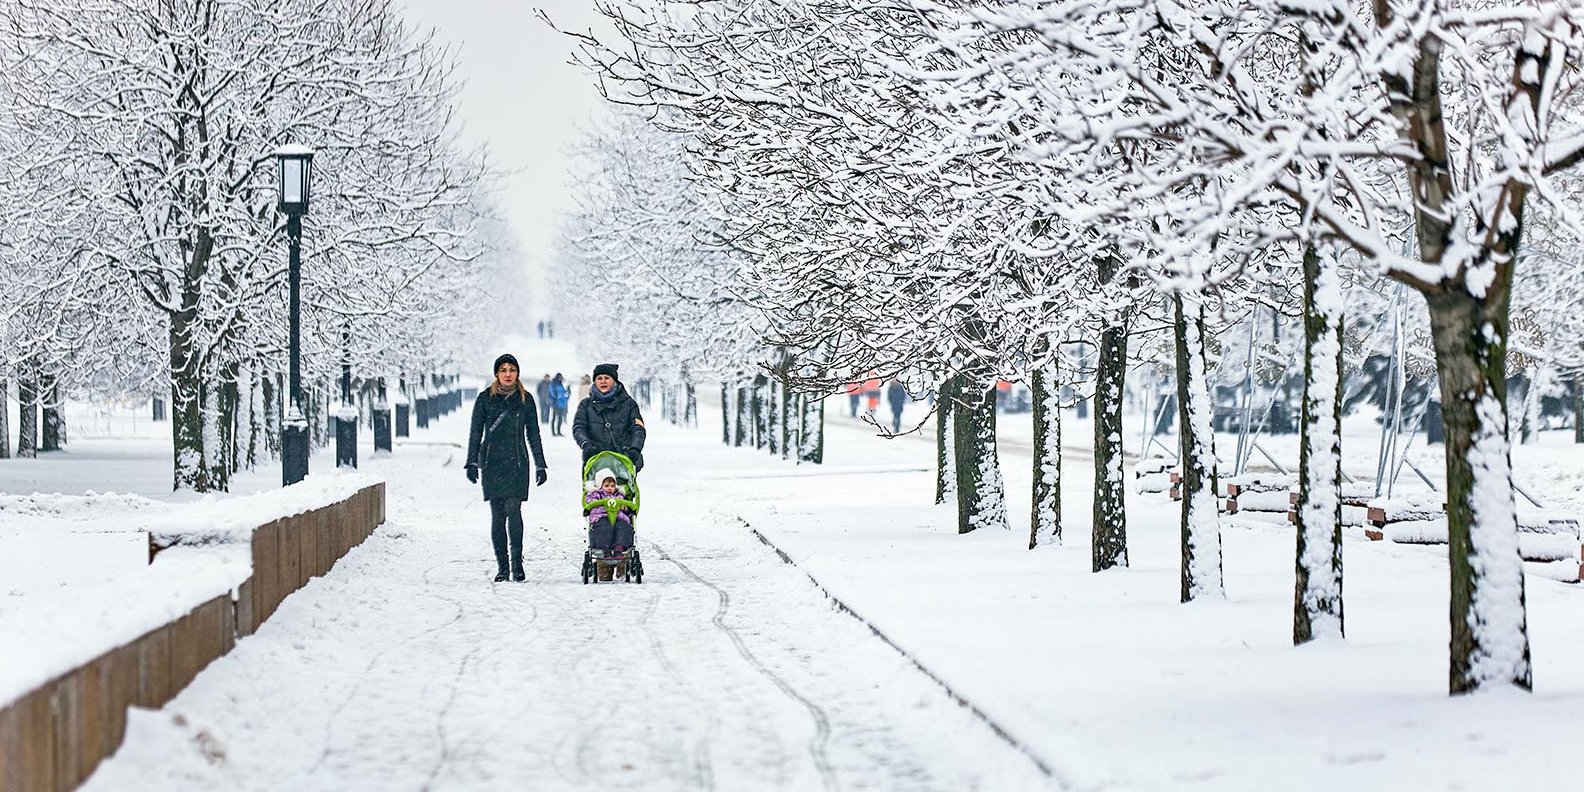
[465,354,549,582]
[572,362,647,472]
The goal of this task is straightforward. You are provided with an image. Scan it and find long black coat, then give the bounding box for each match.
[466,388,548,501]
[572,383,647,470]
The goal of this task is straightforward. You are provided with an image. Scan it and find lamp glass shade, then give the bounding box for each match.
[282,159,305,204]
[274,146,314,213]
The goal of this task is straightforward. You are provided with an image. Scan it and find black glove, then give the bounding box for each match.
[535,468,548,486]
[466,464,479,484]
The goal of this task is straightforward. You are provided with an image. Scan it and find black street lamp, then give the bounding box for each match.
[276,144,315,486]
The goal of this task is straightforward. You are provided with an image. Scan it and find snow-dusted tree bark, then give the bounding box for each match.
[936,374,958,506]
[781,384,794,459]
[1093,263,1130,572]
[0,378,9,459]
[767,377,781,455]
[1175,295,1223,601]
[1294,244,1345,644]
[1575,378,1584,444]
[1430,289,1531,692]
[734,381,750,447]
[797,393,824,464]
[721,383,731,444]
[752,374,768,450]
[16,375,38,459]
[1030,362,1061,549]
[953,379,1008,534]
[40,373,62,452]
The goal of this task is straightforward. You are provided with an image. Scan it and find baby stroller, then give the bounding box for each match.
[580,451,644,584]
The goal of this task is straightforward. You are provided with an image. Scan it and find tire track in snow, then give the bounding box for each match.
[649,542,838,792]
[310,556,468,776]
[424,546,556,789]
[636,590,717,791]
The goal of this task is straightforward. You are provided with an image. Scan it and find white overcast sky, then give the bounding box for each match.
[397,0,613,312]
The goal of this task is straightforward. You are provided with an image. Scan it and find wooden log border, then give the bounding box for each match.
[0,483,385,792]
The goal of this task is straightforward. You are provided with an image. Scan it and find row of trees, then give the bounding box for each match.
[0,0,522,489]
[549,0,1584,695]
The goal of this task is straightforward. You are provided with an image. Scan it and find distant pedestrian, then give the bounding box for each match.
[886,378,908,433]
[576,373,593,403]
[536,320,545,338]
[549,373,570,436]
[863,372,882,416]
[547,320,555,338]
[535,373,553,422]
[465,354,549,582]
[845,381,862,417]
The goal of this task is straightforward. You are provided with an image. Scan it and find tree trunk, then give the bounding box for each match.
[40,373,63,452]
[953,379,1008,534]
[1093,323,1130,572]
[169,278,209,491]
[0,378,9,459]
[1574,376,1584,444]
[935,374,958,505]
[734,381,750,447]
[767,378,781,455]
[1426,289,1532,693]
[1175,295,1223,601]
[1030,363,1061,548]
[797,393,825,464]
[264,373,281,457]
[781,384,794,459]
[203,378,230,492]
[17,375,40,459]
[1295,246,1345,643]
[721,383,731,444]
[753,374,769,450]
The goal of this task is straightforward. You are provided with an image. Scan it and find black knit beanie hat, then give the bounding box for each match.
[494,353,520,374]
[592,362,619,381]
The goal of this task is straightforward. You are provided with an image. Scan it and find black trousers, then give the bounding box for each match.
[550,406,567,436]
[589,519,635,551]
[489,498,524,572]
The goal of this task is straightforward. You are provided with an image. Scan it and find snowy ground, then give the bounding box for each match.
[4,339,1579,790]
[78,404,1051,791]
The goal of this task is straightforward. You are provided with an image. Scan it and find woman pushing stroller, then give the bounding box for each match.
[572,362,646,471]
[465,354,549,582]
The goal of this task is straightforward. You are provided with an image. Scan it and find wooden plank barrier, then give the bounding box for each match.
[0,483,384,792]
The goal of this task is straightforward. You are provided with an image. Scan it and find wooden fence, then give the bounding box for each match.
[0,483,384,792]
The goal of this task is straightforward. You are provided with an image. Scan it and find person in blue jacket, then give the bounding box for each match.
[548,373,570,436]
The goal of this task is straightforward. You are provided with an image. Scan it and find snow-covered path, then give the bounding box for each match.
[83,409,1054,791]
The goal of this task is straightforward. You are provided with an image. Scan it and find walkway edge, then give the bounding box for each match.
[738,517,1067,787]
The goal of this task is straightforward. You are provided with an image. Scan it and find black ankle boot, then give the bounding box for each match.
[493,568,509,582]
[512,567,526,582]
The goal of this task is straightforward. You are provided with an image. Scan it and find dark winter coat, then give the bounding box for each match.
[572,383,647,470]
[466,388,548,501]
[886,381,908,411]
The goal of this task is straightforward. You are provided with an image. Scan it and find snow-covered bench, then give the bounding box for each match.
[1365,499,1580,582]
[1223,474,1294,516]
[1134,457,1174,495]
[1284,483,1373,528]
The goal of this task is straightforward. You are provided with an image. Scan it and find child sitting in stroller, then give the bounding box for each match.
[585,467,635,557]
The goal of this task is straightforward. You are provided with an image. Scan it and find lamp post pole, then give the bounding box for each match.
[276,144,314,486]
[282,212,309,485]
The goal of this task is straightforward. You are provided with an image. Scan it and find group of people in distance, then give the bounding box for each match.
[463,356,645,582]
[531,372,587,437]
[846,374,910,433]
